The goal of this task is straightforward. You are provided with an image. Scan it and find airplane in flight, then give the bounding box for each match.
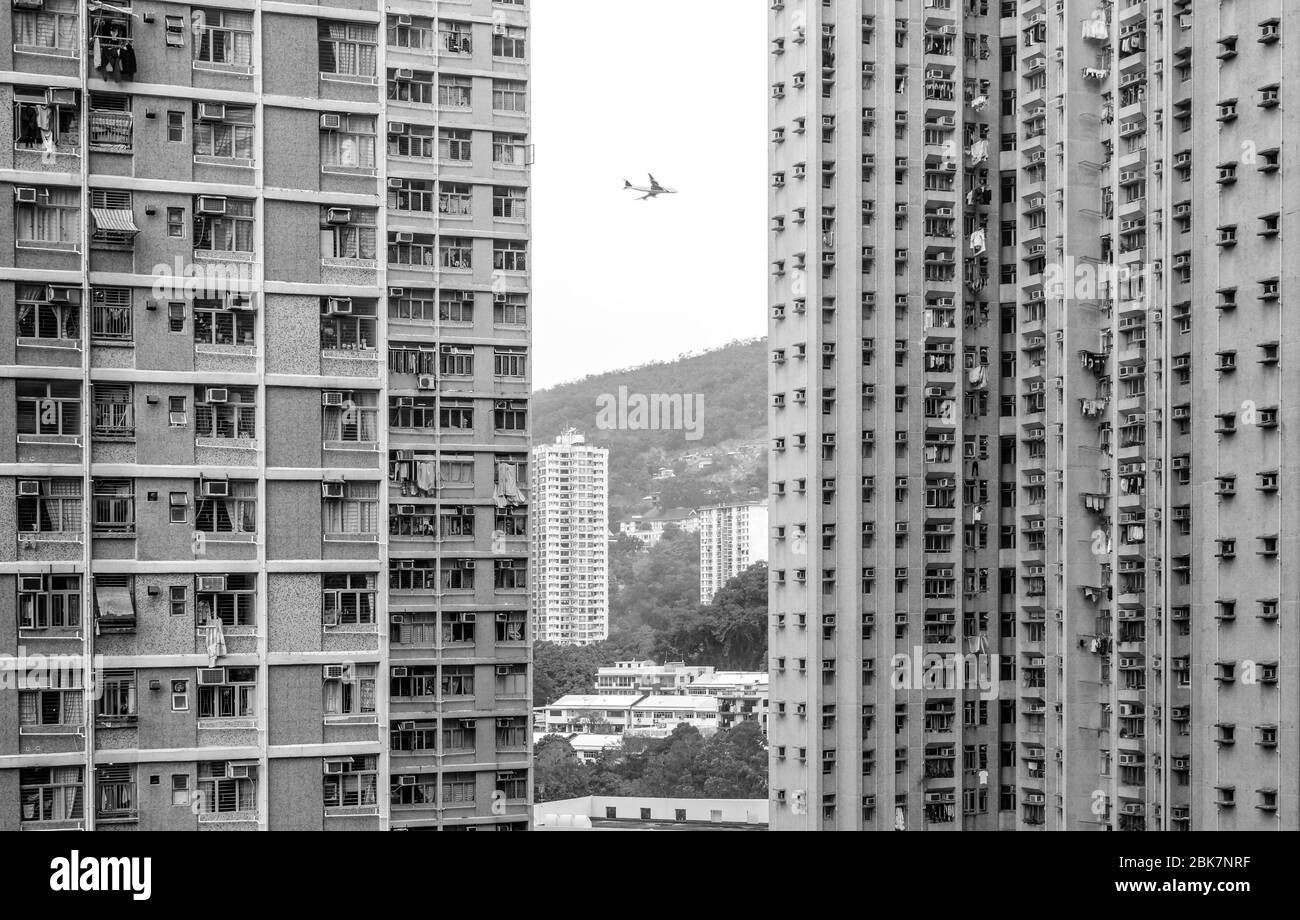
[623,173,677,200]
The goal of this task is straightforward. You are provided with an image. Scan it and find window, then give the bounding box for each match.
[442,720,475,752]
[495,399,527,432]
[322,390,378,443]
[166,208,185,238]
[323,664,377,716]
[494,293,527,326]
[194,386,256,440]
[493,132,529,167]
[16,283,81,341]
[388,178,435,213]
[167,111,184,142]
[324,482,379,537]
[96,670,137,724]
[440,344,474,376]
[441,236,473,269]
[196,573,255,628]
[443,773,476,804]
[170,584,186,613]
[441,665,474,697]
[320,299,377,350]
[13,0,79,55]
[19,767,84,824]
[15,186,80,248]
[439,20,472,55]
[17,574,81,631]
[320,208,377,261]
[390,68,435,105]
[387,14,433,51]
[91,287,132,340]
[388,287,438,322]
[388,345,438,377]
[438,181,472,216]
[441,399,474,430]
[496,663,527,698]
[318,21,377,79]
[194,479,256,533]
[390,666,437,698]
[493,186,527,219]
[320,114,376,172]
[196,761,256,814]
[435,128,473,164]
[497,769,527,801]
[96,765,136,820]
[437,74,472,108]
[391,720,438,752]
[170,775,190,806]
[171,680,189,712]
[440,289,474,323]
[14,87,79,151]
[17,379,80,438]
[197,667,256,719]
[494,346,527,377]
[193,105,254,162]
[442,612,475,644]
[91,478,134,535]
[496,716,527,750]
[323,756,377,808]
[192,8,253,69]
[89,189,138,246]
[322,574,376,627]
[193,196,254,252]
[441,558,476,590]
[492,79,527,113]
[388,122,435,159]
[493,25,526,59]
[494,559,527,589]
[493,239,528,272]
[16,478,81,534]
[18,666,82,727]
[193,299,255,347]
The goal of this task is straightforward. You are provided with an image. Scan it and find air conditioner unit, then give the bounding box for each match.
[386,177,405,190]
[397,504,416,516]
[397,721,416,731]
[323,759,348,774]
[396,68,414,80]
[390,615,407,625]
[494,718,512,728]
[326,297,353,314]
[18,575,44,593]
[197,668,226,686]
[396,559,414,569]
[417,375,436,390]
[391,667,409,678]
[17,480,41,497]
[45,87,75,106]
[326,208,352,225]
[197,103,226,122]
[226,763,255,779]
[322,391,345,407]
[388,121,407,134]
[197,576,227,594]
[397,774,417,786]
[323,664,347,680]
[319,113,341,131]
[396,397,414,407]
[322,481,345,499]
[197,196,227,215]
[14,186,37,204]
[495,292,509,303]
[395,231,414,243]
[496,666,512,676]
[205,388,229,404]
[200,480,229,499]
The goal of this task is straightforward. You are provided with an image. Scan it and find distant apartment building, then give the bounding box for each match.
[698,501,769,603]
[535,693,720,738]
[769,0,1298,831]
[594,659,713,695]
[530,430,608,645]
[682,671,769,733]
[616,507,698,549]
[0,0,532,831]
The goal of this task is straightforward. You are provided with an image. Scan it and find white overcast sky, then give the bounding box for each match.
[530,0,768,390]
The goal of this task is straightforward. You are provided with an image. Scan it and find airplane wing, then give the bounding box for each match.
[647,173,663,191]
[636,192,655,201]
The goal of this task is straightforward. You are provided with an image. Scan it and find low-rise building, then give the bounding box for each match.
[681,672,769,733]
[534,795,767,830]
[593,659,714,695]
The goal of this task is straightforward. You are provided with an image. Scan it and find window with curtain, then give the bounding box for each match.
[16,187,80,245]
[324,482,379,535]
[193,105,254,161]
[193,8,253,67]
[319,21,378,77]
[323,756,378,807]
[322,392,378,442]
[20,767,84,823]
[323,666,377,716]
[321,114,376,169]
[193,197,254,251]
[13,0,78,52]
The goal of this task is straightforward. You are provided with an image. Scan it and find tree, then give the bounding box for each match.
[533,735,591,803]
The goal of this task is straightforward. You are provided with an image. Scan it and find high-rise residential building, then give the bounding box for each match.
[768,0,1295,831]
[698,501,769,603]
[531,430,608,645]
[1,0,532,831]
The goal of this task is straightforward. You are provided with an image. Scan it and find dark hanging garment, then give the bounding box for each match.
[17,106,40,145]
[117,44,137,79]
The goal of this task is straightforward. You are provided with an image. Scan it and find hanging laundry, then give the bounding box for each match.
[414,460,437,494]
[970,228,987,255]
[494,461,526,507]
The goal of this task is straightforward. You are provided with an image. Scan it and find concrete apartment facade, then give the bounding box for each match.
[530,429,608,645]
[698,500,769,603]
[0,0,532,831]
[769,0,1295,831]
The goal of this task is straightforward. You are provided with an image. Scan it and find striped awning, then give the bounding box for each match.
[91,208,139,233]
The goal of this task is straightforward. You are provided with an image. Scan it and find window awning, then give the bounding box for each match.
[91,209,139,234]
[95,584,135,621]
